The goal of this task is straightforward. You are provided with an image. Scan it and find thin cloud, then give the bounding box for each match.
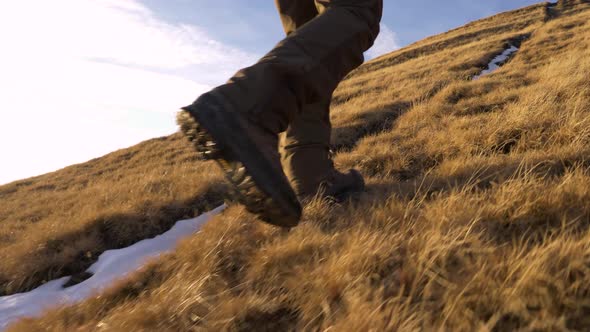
[0,0,256,184]
[366,24,401,60]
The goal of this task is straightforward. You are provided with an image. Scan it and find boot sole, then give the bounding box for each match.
[177,93,302,228]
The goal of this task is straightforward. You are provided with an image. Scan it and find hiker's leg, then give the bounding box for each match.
[276,0,382,197]
[274,0,330,196]
[178,0,382,226]
[275,0,318,35]
[215,0,383,135]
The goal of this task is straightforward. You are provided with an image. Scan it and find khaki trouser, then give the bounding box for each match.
[214,0,382,196]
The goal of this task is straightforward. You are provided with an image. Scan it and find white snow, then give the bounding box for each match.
[0,205,225,331]
[473,45,519,80]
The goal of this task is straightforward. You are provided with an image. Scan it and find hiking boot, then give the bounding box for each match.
[316,168,365,202]
[177,90,302,228]
[280,139,365,202]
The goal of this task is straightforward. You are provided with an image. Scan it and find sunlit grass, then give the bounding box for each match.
[4,1,590,330]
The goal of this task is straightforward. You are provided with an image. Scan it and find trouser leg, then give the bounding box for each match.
[275,0,332,196]
[209,0,382,196]
[275,0,382,197]
[274,0,318,35]
[214,0,382,132]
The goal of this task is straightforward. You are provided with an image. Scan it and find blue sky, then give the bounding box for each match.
[140,0,547,52]
[0,0,548,185]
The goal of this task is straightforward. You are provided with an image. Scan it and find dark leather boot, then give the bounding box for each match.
[177,90,301,228]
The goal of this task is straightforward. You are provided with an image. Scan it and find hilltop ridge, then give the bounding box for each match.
[3,1,590,330]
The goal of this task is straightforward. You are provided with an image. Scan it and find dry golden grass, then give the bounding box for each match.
[4,0,590,330]
[0,135,229,295]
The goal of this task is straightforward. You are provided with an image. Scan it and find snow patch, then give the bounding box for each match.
[0,205,225,331]
[473,45,519,80]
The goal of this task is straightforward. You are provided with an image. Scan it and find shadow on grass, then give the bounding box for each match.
[361,154,590,247]
[236,307,300,332]
[332,101,412,152]
[0,182,230,296]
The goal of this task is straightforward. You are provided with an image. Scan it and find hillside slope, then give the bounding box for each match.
[3,0,590,330]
